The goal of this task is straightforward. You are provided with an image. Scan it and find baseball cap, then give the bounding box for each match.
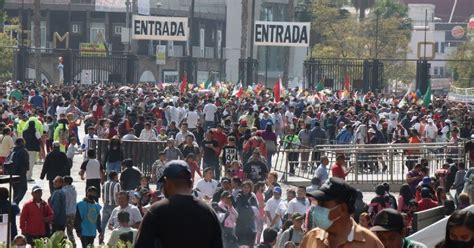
[273,186,282,194]
[292,213,305,221]
[221,177,231,184]
[157,160,192,183]
[32,185,42,192]
[370,208,404,232]
[422,176,431,185]
[306,177,357,204]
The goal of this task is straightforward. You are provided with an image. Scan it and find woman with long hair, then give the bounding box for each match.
[435,211,474,248]
[398,184,414,213]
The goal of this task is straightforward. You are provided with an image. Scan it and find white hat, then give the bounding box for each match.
[411,116,418,122]
[427,118,433,123]
[445,119,452,124]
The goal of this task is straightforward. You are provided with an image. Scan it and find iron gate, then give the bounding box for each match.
[304,58,384,91]
[71,54,138,84]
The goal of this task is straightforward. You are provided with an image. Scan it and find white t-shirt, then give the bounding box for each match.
[388,112,399,127]
[80,159,103,180]
[284,111,294,124]
[108,204,143,229]
[108,227,138,247]
[203,103,217,122]
[264,197,282,227]
[186,111,200,129]
[195,179,219,198]
[286,198,310,216]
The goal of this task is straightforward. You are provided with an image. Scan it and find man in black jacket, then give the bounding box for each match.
[41,142,68,195]
[8,138,29,204]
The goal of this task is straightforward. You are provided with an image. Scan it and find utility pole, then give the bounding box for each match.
[33,0,41,83]
[246,0,256,86]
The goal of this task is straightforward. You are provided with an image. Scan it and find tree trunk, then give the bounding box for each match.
[240,0,248,59]
[33,0,41,84]
[283,0,295,88]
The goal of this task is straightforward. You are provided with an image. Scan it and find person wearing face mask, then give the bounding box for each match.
[435,210,474,248]
[300,177,384,248]
[74,186,103,247]
[371,209,427,248]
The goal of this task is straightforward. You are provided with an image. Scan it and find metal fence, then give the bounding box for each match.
[89,139,167,176]
[273,142,467,184]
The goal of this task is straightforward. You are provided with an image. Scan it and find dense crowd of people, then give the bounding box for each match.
[0,81,472,247]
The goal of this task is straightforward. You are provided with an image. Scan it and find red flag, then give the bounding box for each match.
[179,74,188,94]
[343,74,350,91]
[273,78,281,103]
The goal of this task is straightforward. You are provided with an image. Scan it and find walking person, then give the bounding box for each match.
[235,180,258,248]
[0,128,14,173]
[19,186,53,245]
[74,186,104,248]
[79,150,105,202]
[41,142,68,195]
[63,176,77,247]
[49,176,67,233]
[104,136,123,174]
[102,171,121,232]
[22,121,41,181]
[7,138,29,204]
[65,137,81,175]
[135,160,223,247]
[217,191,239,248]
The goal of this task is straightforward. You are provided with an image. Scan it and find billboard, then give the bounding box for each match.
[132,15,188,41]
[95,0,126,12]
[254,21,310,47]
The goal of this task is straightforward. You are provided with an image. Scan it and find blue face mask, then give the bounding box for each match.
[312,205,341,230]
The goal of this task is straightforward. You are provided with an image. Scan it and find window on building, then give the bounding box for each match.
[434,42,439,53]
[439,67,444,77]
[440,42,445,53]
[90,23,105,43]
[72,24,80,34]
[433,67,439,75]
[114,25,122,35]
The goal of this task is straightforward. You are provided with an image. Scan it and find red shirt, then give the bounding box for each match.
[417,198,438,212]
[331,163,346,180]
[20,200,53,236]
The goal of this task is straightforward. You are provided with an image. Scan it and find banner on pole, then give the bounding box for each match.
[254,21,310,47]
[132,15,188,41]
[447,86,474,103]
[156,45,166,65]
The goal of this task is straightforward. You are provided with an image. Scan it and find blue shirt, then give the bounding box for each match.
[30,95,44,109]
[50,188,67,226]
[315,163,329,185]
[76,200,102,237]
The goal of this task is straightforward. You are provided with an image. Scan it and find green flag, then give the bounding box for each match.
[423,82,431,107]
[316,81,324,91]
[204,79,212,89]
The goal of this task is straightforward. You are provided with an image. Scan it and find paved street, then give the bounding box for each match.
[13,126,384,246]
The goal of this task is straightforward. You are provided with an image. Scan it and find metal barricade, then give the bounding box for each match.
[273,142,466,184]
[89,139,167,176]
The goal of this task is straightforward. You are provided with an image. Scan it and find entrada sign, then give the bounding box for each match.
[254,21,310,47]
[132,15,188,41]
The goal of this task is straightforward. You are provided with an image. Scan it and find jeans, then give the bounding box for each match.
[27,151,38,180]
[205,121,215,131]
[13,175,27,204]
[106,161,121,174]
[80,236,95,247]
[66,214,76,246]
[266,152,273,172]
[101,205,115,231]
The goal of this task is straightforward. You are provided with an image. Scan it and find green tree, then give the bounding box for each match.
[448,40,474,87]
[0,32,15,79]
[310,0,414,86]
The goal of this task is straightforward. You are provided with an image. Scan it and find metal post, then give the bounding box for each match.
[423,9,427,59]
[265,47,268,87]
[374,12,379,60]
[125,0,131,53]
[247,0,256,86]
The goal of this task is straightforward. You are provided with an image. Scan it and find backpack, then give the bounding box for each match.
[59,127,69,145]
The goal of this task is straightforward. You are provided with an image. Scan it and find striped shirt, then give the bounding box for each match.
[103,180,121,207]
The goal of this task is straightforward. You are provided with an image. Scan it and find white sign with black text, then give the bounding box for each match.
[254,21,310,47]
[132,15,188,41]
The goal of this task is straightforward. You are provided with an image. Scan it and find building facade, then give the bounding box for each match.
[5,0,226,84]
